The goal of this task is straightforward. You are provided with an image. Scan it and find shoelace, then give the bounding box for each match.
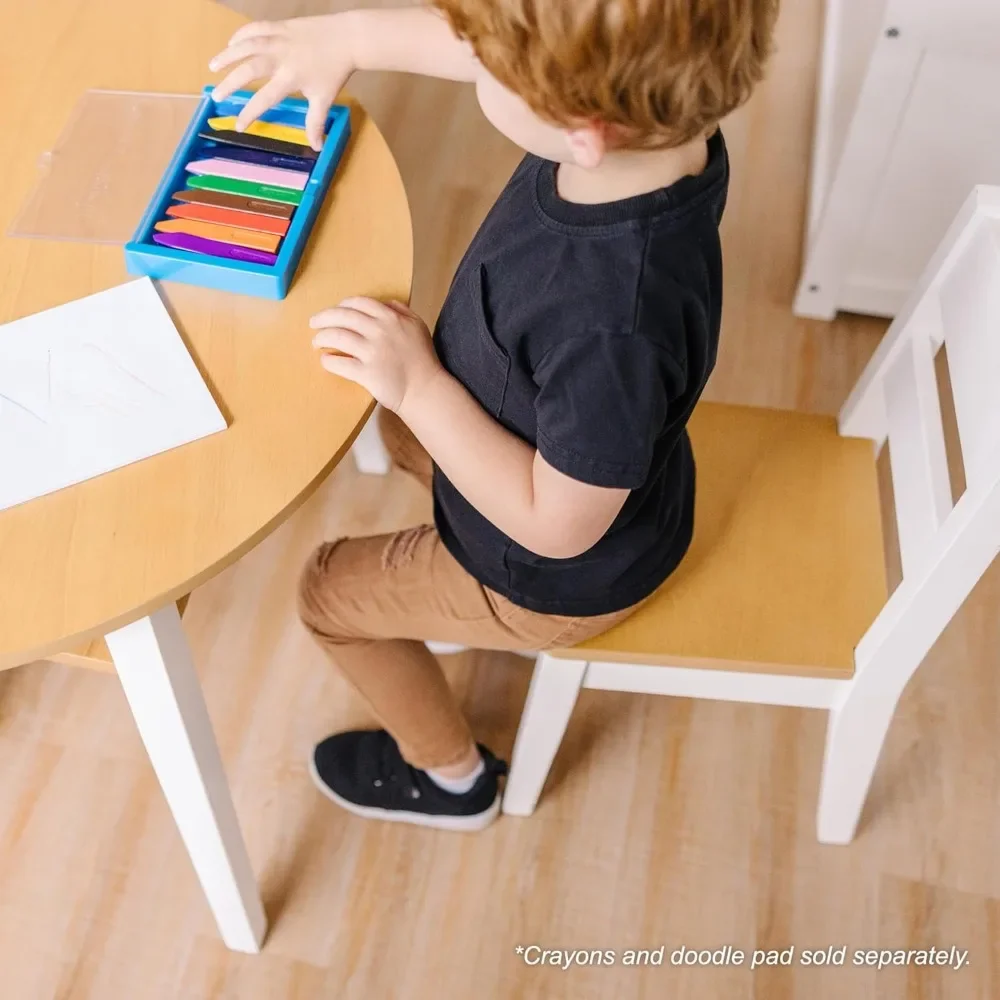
[372,737,422,799]
[370,737,509,798]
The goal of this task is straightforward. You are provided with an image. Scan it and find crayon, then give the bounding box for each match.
[172,187,295,219]
[153,231,278,265]
[186,157,309,191]
[207,116,313,146]
[155,218,281,253]
[186,174,302,206]
[166,201,290,236]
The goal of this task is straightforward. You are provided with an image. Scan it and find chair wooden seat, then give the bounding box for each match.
[557,402,888,679]
[49,637,116,672]
[46,595,191,673]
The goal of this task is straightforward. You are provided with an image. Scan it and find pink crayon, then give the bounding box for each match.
[186,157,309,191]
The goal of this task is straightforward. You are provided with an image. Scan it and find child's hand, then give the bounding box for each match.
[310,299,443,415]
[209,15,355,150]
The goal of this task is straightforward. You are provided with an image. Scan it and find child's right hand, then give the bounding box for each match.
[209,15,356,151]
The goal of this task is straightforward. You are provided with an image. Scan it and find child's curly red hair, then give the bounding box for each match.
[434,0,778,148]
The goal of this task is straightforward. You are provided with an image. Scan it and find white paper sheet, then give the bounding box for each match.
[0,277,227,511]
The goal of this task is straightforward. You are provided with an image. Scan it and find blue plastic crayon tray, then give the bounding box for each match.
[124,87,350,299]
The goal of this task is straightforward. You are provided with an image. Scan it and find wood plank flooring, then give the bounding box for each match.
[2,0,998,997]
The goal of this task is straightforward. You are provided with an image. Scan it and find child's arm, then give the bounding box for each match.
[311,299,629,560]
[210,8,478,149]
[400,365,630,560]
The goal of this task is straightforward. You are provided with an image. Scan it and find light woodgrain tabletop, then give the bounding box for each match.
[0,0,413,669]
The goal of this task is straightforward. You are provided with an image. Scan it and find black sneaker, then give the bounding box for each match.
[309,730,508,832]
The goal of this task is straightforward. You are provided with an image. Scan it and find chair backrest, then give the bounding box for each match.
[839,186,1000,669]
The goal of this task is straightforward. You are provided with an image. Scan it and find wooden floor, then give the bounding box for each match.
[3,1,999,997]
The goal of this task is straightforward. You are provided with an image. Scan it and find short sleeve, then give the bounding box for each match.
[533,332,680,489]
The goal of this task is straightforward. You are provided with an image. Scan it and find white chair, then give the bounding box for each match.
[351,405,393,475]
[352,187,1000,843]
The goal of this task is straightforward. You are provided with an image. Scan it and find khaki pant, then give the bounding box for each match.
[297,410,636,770]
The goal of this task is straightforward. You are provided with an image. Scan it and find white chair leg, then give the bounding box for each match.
[502,655,587,816]
[425,641,470,656]
[351,405,391,475]
[105,605,267,953]
[816,674,906,845]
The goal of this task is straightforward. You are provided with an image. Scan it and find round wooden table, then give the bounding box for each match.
[0,0,412,952]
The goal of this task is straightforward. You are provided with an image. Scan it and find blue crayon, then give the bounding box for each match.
[200,142,316,172]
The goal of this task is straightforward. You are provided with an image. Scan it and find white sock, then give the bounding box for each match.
[427,756,485,795]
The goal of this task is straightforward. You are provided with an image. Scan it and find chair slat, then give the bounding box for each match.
[838,187,1000,446]
[938,220,1000,490]
[884,333,953,578]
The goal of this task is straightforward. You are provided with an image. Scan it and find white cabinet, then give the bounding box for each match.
[794,0,1000,320]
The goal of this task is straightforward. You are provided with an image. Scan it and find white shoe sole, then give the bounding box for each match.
[308,754,501,832]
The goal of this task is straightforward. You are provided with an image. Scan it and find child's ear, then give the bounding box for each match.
[565,123,608,168]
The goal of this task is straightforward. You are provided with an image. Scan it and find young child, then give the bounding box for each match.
[210,0,776,831]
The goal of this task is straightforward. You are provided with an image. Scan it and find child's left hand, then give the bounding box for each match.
[310,298,442,414]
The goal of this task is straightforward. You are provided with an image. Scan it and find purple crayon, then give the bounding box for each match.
[153,232,278,265]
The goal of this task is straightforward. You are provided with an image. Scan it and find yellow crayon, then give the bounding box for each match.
[207,116,313,146]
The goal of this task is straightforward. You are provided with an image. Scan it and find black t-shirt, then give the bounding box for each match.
[432,130,728,616]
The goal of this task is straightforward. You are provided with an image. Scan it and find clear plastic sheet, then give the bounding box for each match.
[8,89,201,245]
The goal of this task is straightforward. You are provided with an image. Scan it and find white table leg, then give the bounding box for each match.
[105,604,267,953]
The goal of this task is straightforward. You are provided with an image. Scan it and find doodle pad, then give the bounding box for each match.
[0,278,226,511]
